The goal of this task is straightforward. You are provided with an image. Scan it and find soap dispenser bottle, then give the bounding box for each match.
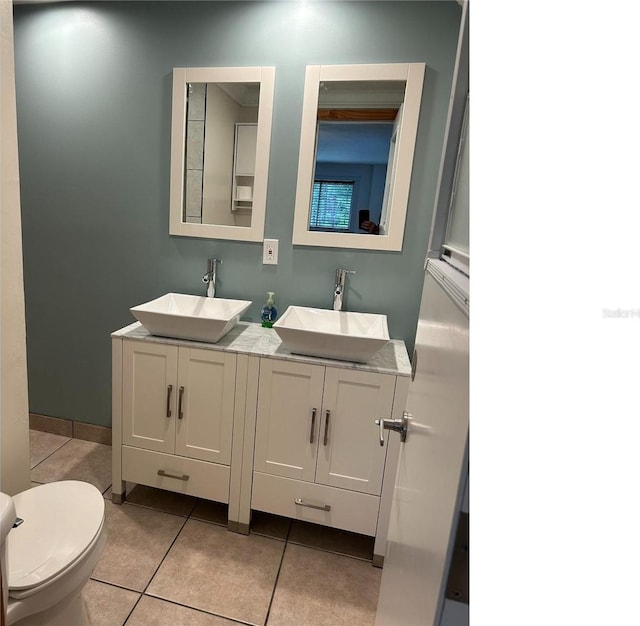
[261,292,278,328]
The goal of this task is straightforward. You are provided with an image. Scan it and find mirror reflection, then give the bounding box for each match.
[183,81,259,228]
[170,67,275,242]
[311,80,406,236]
[293,63,425,252]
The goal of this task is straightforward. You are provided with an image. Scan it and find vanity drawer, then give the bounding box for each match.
[123,445,230,503]
[251,471,380,536]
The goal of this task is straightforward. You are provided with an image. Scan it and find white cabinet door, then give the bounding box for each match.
[122,341,178,454]
[254,359,324,482]
[316,368,394,495]
[175,347,236,465]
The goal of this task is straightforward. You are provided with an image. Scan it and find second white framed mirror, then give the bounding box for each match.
[292,63,425,251]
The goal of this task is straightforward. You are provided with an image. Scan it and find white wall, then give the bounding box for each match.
[1,0,30,495]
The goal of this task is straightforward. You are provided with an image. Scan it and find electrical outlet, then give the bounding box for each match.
[263,239,278,265]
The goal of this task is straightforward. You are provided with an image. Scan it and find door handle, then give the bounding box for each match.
[374,411,411,445]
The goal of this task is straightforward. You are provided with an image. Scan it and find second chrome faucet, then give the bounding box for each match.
[202,258,220,298]
[333,268,356,311]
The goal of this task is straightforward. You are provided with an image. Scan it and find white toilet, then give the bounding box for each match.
[1,481,107,626]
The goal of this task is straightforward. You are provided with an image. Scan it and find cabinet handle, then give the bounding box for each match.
[295,498,331,512]
[178,386,185,419]
[309,408,317,444]
[166,385,173,417]
[157,469,189,481]
[323,410,330,446]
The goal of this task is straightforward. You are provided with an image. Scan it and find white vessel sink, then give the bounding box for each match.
[130,293,252,343]
[273,306,389,363]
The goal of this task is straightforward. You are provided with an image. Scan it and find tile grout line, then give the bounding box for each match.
[29,436,74,473]
[131,592,256,626]
[124,512,254,626]
[262,519,293,625]
[122,512,191,625]
[91,491,203,624]
[285,538,375,563]
[101,488,238,619]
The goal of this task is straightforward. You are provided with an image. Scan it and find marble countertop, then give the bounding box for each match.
[112,321,412,377]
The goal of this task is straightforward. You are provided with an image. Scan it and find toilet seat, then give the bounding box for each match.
[7,481,105,595]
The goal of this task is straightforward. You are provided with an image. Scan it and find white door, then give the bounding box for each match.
[375,263,469,626]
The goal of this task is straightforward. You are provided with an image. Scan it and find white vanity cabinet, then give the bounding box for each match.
[113,339,237,505]
[251,358,406,547]
[112,322,410,558]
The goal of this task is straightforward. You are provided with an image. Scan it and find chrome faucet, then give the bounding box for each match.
[333,268,356,311]
[202,258,220,297]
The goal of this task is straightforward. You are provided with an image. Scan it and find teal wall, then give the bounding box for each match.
[13,1,461,427]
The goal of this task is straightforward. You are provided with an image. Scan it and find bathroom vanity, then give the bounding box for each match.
[111,321,410,563]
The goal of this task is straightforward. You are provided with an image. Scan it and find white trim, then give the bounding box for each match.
[443,92,469,255]
[427,2,468,258]
[425,259,469,317]
[169,66,275,242]
[441,253,469,279]
[292,62,425,251]
[442,244,469,261]
[441,244,469,277]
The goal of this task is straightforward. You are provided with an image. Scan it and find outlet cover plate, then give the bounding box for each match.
[263,239,278,265]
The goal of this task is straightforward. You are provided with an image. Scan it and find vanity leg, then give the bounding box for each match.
[228,520,250,535]
[111,338,125,505]
[111,480,127,505]
[229,355,259,535]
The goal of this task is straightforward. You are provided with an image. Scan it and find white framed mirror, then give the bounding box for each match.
[169,66,275,241]
[292,63,425,251]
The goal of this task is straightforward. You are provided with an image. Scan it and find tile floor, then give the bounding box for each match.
[29,430,382,626]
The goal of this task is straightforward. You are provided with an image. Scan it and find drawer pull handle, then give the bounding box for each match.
[310,408,317,444]
[295,498,331,512]
[157,469,189,481]
[166,385,173,417]
[178,386,185,419]
[323,410,330,446]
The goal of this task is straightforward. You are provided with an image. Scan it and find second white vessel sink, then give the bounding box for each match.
[130,293,252,343]
[273,306,389,363]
